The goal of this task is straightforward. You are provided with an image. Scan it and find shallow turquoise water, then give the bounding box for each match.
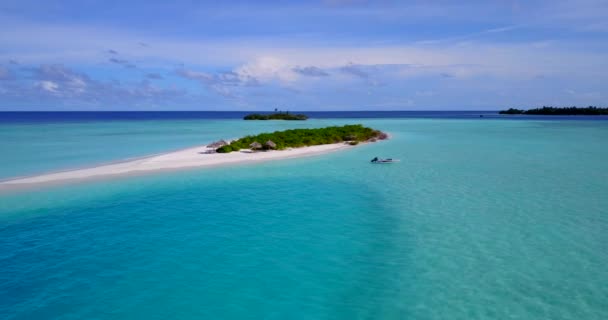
[1,119,607,319]
[0,119,358,179]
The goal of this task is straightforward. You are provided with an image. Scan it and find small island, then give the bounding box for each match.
[216,124,387,153]
[499,106,608,115]
[0,124,388,189]
[244,112,308,120]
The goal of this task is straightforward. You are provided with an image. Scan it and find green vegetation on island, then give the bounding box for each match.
[243,112,308,120]
[499,106,608,115]
[216,124,387,153]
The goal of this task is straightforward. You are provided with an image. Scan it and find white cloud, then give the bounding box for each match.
[176,67,259,97]
[37,80,59,93]
[0,64,186,108]
[292,66,329,77]
[1,0,607,109]
[1,17,606,81]
[33,64,88,96]
[235,56,297,83]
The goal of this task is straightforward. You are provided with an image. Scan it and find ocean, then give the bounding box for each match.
[1,112,607,319]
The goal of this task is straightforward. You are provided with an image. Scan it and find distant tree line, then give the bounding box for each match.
[216,124,387,153]
[499,106,608,115]
[243,112,308,120]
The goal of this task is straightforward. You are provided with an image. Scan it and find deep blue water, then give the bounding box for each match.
[2,111,608,123]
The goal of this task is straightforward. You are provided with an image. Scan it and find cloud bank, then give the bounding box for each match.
[0,0,606,110]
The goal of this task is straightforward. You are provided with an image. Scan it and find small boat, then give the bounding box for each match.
[370,157,400,163]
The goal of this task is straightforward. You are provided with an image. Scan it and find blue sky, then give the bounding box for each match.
[0,0,607,110]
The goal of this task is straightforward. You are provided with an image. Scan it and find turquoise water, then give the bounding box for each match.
[1,119,607,319]
[0,119,356,179]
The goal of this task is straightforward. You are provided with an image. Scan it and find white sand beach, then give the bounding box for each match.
[0,142,358,189]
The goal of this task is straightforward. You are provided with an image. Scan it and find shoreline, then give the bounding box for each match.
[0,141,367,191]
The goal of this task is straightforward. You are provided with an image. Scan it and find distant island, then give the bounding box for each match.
[216,124,387,153]
[499,106,608,115]
[244,112,308,120]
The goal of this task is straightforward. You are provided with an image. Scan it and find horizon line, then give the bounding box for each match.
[0,109,504,112]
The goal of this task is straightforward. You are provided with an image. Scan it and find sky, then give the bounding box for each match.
[0,0,607,111]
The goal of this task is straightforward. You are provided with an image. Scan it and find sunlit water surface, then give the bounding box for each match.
[1,118,607,319]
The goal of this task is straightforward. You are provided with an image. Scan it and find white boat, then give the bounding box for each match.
[370,157,400,163]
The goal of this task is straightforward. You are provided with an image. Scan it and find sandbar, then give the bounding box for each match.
[0,142,362,190]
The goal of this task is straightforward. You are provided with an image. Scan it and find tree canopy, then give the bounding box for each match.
[499,106,608,115]
[216,124,386,153]
[243,113,308,120]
